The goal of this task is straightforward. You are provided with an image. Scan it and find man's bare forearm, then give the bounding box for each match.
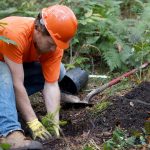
[14,83,37,122]
[43,81,60,123]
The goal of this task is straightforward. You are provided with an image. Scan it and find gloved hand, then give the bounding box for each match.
[27,118,51,141]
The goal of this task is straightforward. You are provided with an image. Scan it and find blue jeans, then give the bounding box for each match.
[0,61,66,137]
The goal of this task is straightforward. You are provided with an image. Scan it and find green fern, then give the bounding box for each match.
[103,48,122,71]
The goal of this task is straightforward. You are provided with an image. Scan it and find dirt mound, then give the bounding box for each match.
[96,81,150,131]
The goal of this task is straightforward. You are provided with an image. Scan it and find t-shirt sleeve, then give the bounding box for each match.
[1,29,24,63]
[40,48,64,83]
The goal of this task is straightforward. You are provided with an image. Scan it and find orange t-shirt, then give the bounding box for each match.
[0,16,63,83]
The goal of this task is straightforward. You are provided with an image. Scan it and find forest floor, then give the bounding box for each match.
[28,70,150,150]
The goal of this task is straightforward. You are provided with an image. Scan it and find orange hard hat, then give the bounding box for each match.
[42,5,78,49]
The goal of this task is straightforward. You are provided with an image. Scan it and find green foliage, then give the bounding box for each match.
[65,56,90,70]
[62,0,150,72]
[103,127,150,150]
[0,0,60,18]
[91,101,112,116]
[103,127,136,150]
[41,111,67,136]
[42,113,58,135]
[119,0,145,17]
[0,143,11,150]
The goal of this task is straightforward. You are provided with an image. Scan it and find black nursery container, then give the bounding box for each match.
[59,67,89,94]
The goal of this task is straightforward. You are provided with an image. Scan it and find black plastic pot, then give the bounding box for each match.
[59,67,89,94]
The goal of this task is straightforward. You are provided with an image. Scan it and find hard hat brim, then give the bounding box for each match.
[52,35,70,49]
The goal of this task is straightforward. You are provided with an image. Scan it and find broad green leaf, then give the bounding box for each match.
[0,143,11,150]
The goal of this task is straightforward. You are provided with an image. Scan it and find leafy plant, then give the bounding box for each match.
[41,111,67,136]
[119,0,144,18]
[90,101,112,116]
[103,126,150,150]
[0,143,11,150]
[0,0,60,18]
[103,127,136,150]
[62,0,150,72]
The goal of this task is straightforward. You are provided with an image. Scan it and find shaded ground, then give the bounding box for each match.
[30,81,150,150]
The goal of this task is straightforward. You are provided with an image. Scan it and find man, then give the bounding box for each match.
[0,4,77,149]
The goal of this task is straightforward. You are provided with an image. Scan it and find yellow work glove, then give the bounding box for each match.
[27,118,51,141]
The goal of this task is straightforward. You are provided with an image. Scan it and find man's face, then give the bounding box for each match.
[34,29,56,54]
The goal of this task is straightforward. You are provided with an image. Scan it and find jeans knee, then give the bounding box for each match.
[59,63,66,82]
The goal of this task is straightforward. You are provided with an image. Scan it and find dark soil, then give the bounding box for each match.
[31,81,150,150]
